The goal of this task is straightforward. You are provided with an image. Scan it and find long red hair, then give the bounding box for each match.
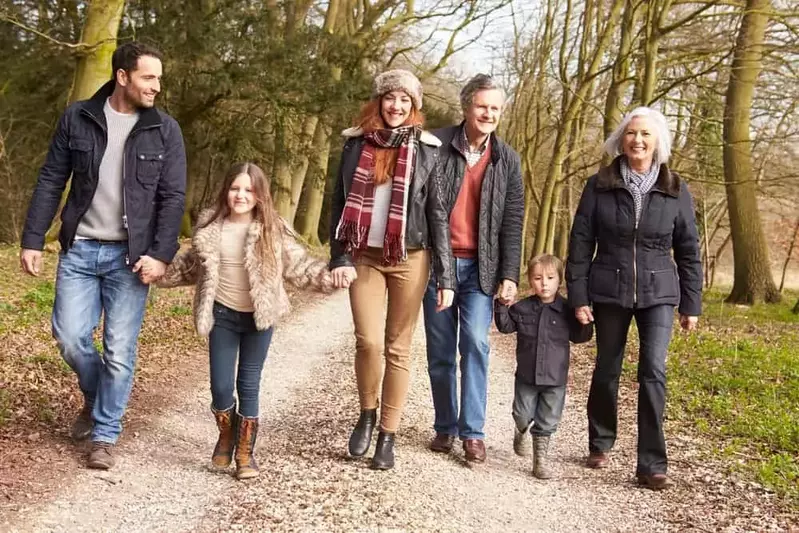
[354,97,425,185]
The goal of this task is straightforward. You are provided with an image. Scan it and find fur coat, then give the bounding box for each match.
[159,209,333,336]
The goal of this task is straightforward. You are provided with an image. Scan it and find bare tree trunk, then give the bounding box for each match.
[602,0,638,165]
[779,217,799,293]
[272,118,296,219]
[68,0,126,103]
[722,0,780,304]
[45,0,125,243]
[288,115,320,224]
[295,120,333,246]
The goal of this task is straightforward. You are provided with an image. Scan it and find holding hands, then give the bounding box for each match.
[331,266,358,289]
[133,255,167,285]
[496,279,518,305]
[574,305,594,325]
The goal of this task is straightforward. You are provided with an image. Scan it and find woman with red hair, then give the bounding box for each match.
[329,70,454,470]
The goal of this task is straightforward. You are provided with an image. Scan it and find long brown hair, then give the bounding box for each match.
[202,162,279,267]
[355,96,425,185]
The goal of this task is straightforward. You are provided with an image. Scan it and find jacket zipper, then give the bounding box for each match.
[121,123,159,265]
[633,220,638,306]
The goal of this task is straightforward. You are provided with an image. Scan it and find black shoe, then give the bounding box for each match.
[348,409,377,457]
[370,431,395,470]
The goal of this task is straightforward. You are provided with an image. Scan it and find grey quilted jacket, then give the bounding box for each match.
[433,124,524,295]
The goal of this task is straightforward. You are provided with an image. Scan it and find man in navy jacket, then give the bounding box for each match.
[20,42,186,470]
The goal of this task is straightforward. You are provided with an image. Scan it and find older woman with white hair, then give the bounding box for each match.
[565,106,702,490]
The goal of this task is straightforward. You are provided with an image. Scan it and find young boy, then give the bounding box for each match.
[494,254,593,479]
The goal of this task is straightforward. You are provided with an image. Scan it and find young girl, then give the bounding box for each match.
[329,69,454,470]
[494,254,592,479]
[159,162,334,480]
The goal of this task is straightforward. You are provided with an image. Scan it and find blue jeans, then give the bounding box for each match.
[208,302,273,418]
[52,240,149,444]
[588,303,674,475]
[423,258,494,440]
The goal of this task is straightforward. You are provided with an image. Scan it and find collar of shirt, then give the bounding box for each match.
[458,126,490,168]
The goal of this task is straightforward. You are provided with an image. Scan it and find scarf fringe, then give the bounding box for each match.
[382,232,406,265]
[337,220,369,253]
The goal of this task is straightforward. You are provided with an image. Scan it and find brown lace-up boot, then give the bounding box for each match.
[235,414,260,480]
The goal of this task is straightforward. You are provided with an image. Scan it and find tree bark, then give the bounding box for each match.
[68,0,126,103]
[295,119,333,246]
[288,115,320,224]
[722,0,780,304]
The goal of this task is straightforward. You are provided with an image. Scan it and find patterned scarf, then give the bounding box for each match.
[335,125,420,265]
[620,157,660,225]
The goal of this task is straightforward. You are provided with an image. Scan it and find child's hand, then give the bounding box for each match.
[436,289,454,312]
[575,305,594,325]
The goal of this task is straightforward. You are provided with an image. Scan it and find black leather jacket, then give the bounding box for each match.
[328,128,454,289]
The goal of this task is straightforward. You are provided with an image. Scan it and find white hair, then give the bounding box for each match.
[603,106,672,164]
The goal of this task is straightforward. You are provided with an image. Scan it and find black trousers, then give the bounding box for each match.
[588,303,674,475]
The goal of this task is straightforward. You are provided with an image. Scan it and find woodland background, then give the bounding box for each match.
[0,0,797,510]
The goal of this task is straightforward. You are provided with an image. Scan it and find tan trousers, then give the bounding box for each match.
[349,248,430,433]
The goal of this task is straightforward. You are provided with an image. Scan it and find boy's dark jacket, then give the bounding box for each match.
[494,294,593,386]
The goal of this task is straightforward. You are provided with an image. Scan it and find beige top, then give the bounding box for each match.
[215,221,254,312]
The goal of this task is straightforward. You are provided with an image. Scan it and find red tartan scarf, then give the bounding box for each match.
[335,125,420,265]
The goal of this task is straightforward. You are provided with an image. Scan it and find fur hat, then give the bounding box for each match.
[372,69,423,110]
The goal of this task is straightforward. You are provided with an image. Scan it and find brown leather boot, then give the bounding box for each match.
[235,414,260,480]
[210,405,236,470]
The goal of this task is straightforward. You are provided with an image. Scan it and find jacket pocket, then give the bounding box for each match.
[588,264,620,299]
[650,267,679,299]
[69,138,92,174]
[136,151,164,185]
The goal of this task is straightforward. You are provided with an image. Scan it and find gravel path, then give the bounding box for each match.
[5,292,795,532]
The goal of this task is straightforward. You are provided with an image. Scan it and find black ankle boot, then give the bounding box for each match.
[370,431,395,470]
[348,409,377,457]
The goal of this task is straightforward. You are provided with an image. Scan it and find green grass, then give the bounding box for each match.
[22,281,55,312]
[0,388,10,427]
[168,304,193,317]
[667,289,799,506]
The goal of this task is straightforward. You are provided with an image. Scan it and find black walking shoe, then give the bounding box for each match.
[370,431,395,470]
[348,409,377,457]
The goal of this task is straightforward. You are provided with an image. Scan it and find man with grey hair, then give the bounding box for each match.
[423,73,524,463]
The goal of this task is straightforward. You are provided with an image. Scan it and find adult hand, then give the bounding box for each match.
[20,249,43,277]
[496,279,517,305]
[436,288,454,312]
[331,266,357,289]
[133,255,167,285]
[679,314,698,332]
[575,305,594,325]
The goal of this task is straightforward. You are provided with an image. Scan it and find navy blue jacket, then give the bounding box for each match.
[21,81,187,265]
[566,157,702,316]
[495,294,593,386]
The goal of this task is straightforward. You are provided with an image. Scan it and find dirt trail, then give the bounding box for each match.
[3,291,795,532]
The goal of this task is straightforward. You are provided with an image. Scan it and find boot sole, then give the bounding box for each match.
[87,460,114,470]
[236,471,260,480]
